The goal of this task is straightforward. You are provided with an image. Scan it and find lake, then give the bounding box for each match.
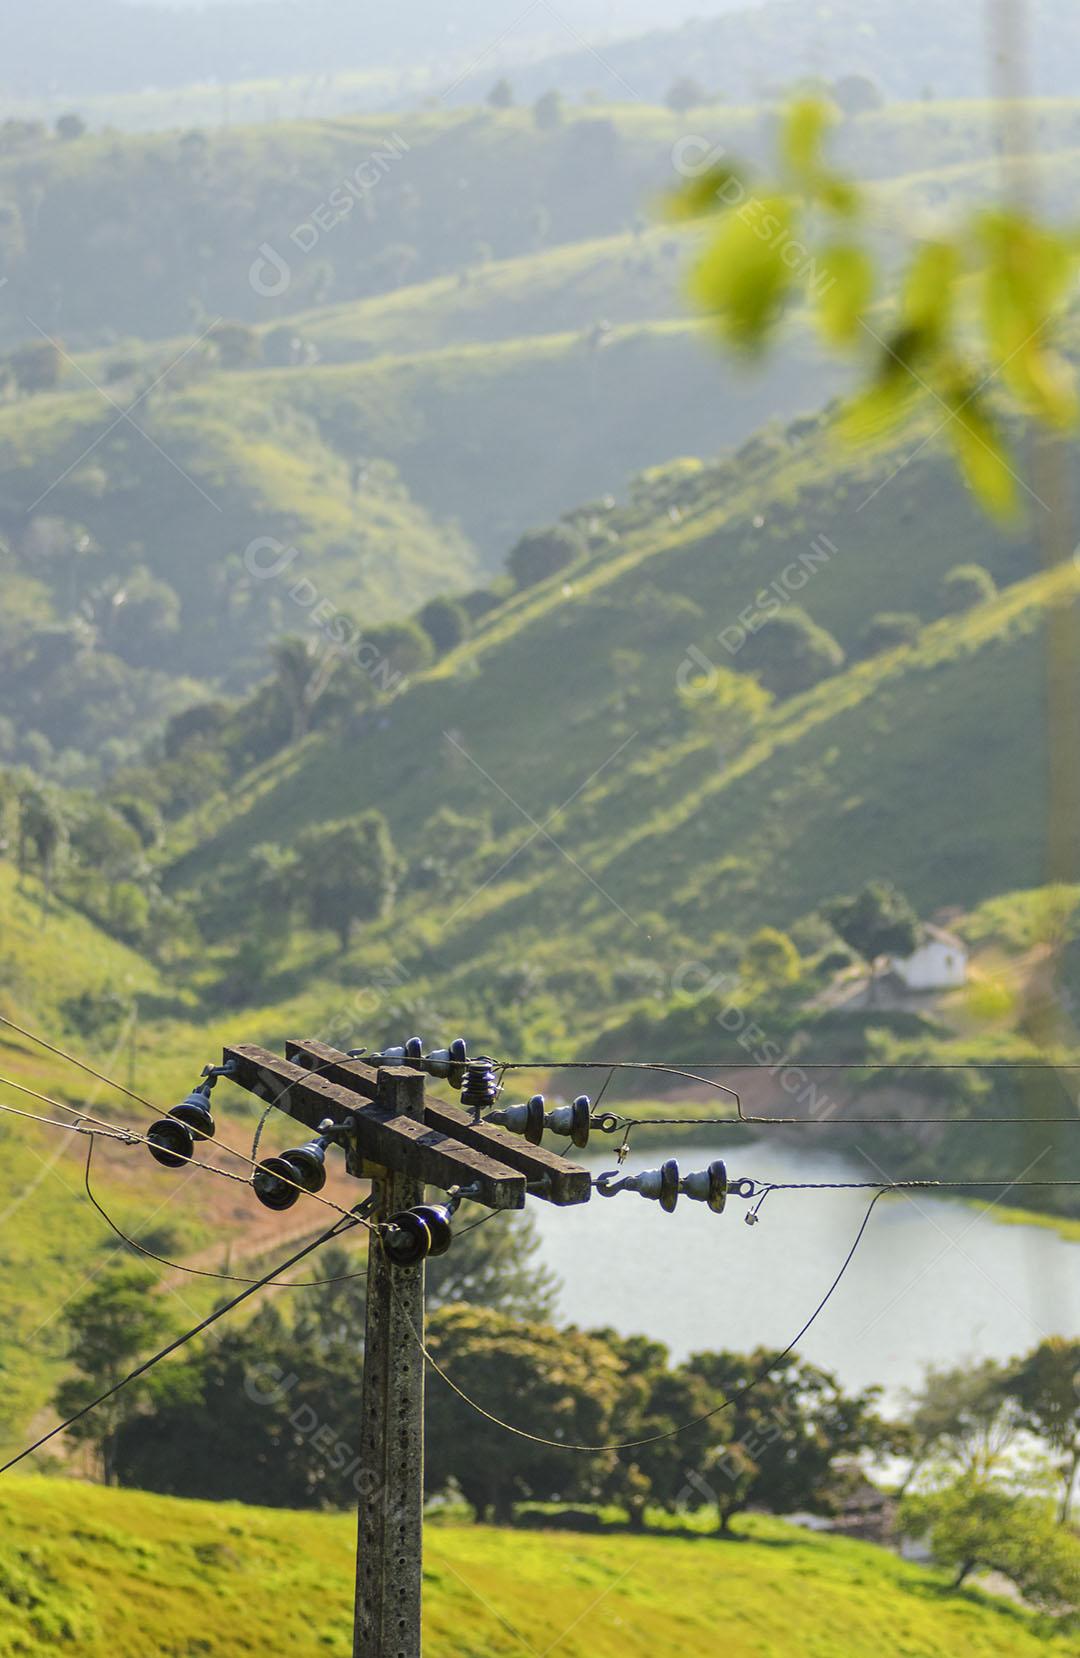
[530,1139,1080,1402]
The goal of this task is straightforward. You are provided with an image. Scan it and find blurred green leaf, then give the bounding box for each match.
[687,194,797,351]
[980,209,1078,426]
[816,242,875,342]
[666,162,744,221]
[781,96,837,180]
[838,323,929,439]
[816,173,861,217]
[903,239,960,346]
[944,382,1018,519]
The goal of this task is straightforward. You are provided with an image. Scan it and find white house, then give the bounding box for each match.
[889,924,968,992]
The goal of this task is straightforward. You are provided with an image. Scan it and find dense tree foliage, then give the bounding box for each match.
[294,812,400,949]
[823,881,920,984]
[735,608,844,699]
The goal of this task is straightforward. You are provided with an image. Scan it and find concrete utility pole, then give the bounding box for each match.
[224,1039,591,1658]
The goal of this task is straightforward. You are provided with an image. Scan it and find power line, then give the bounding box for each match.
[81,1135,372,1289]
[0,1013,361,1220]
[0,1060,369,1229]
[501,1058,1080,1126]
[391,1188,889,1454]
[0,1096,137,1143]
[0,1208,362,1476]
[504,1058,1080,1071]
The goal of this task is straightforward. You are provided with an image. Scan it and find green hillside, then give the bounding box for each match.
[4,99,1080,350]
[0,1477,1069,1657]
[159,394,1078,1037]
[7,94,1080,769]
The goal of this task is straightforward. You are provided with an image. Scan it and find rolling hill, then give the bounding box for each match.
[452,0,1080,107]
[0,1477,1069,1657]
[160,391,1079,1032]
[7,92,1080,766]
[4,100,1080,350]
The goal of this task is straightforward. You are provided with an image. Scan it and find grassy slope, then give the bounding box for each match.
[0,866,357,1453]
[0,380,480,679]
[0,316,843,633]
[0,1478,1069,1658]
[8,96,1080,686]
[160,395,1080,1043]
[0,866,219,1443]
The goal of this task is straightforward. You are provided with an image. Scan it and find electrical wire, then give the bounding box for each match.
[81,1135,372,1289]
[391,1188,889,1454]
[0,1096,137,1143]
[500,1058,1080,1126]
[504,1058,1080,1071]
[0,1070,260,1190]
[0,1056,370,1229]
[0,1013,363,1223]
[0,1208,363,1476]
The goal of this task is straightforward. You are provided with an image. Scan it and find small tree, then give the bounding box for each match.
[897,1359,1018,1494]
[208,321,261,370]
[16,783,67,914]
[105,568,181,666]
[55,112,87,141]
[487,78,514,109]
[270,634,325,742]
[424,1306,623,1521]
[362,618,435,685]
[942,562,996,613]
[831,74,883,116]
[295,812,400,950]
[507,524,583,589]
[856,611,921,658]
[686,1348,889,1532]
[823,879,919,996]
[1010,1338,1080,1524]
[54,1263,174,1482]
[736,607,844,698]
[666,77,707,113]
[417,595,469,656]
[532,90,564,131]
[899,1478,1080,1606]
[742,927,801,986]
[9,339,62,394]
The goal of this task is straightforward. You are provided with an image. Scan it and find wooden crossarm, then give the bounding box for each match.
[223,1043,527,1210]
[285,1038,593,1207]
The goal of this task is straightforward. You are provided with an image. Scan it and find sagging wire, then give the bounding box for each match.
[0,1032,374,1229]
[0,1207,365,1476]
[0,1012,360,1221]
[81,1134,373,1289]
[386,1188,890,1454]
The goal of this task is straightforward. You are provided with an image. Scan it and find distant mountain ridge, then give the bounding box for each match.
[0,0,757,98]
[446,0,1080,107]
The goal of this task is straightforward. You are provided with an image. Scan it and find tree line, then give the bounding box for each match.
[50,1220,1080,1617]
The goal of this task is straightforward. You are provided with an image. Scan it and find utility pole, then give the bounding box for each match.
[222,1038,592,1658]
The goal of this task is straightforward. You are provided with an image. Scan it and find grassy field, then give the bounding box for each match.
[0,1477,1073,1657]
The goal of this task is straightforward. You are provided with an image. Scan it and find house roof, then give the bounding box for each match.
[919,923,966,951]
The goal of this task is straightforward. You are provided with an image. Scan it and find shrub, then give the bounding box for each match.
[856,611,921,657]
[942,563,996,614]
[736,607,844,698]
[507,524,583,589]
[417,595,470,656]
